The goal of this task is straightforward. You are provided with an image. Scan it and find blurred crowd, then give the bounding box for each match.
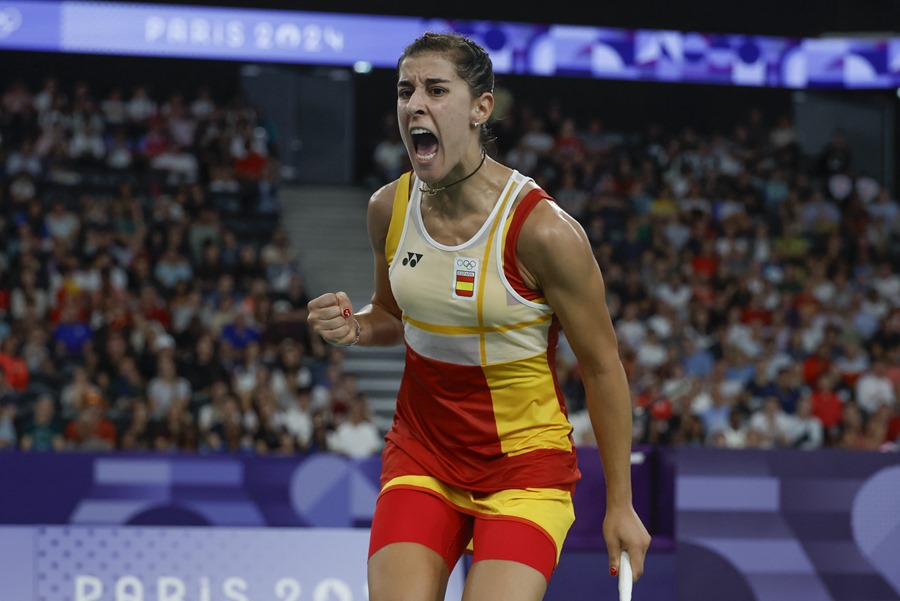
[0,77,382,458]
[1,73,898,458]
[474,95,900,452]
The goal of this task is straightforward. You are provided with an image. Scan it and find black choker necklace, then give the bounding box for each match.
[419,150,486,196]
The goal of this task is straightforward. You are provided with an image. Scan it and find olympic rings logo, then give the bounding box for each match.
[456,259,477,270]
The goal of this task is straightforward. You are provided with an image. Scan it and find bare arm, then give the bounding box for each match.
[517,194,651,580]
[307,182,405,347]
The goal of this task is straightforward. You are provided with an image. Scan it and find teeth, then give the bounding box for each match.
[411,128,432,135]
[416,151,437,160]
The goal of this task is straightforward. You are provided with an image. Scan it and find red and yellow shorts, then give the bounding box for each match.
[368,475,576,583]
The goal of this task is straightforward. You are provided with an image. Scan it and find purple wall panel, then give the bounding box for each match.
[2,447,898,600]
[676,448,900,601]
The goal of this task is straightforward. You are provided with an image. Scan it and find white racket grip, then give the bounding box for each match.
[618,550,633,601]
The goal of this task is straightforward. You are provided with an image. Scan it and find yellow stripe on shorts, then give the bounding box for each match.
[381,475,575,563]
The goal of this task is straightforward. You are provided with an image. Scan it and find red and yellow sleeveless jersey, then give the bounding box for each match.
[381,170,581,493]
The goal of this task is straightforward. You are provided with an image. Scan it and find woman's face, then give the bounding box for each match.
[396,52,480,184]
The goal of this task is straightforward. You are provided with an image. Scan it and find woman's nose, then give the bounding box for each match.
[406,89,426,115]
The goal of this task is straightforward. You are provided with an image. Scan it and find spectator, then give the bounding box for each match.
[119,400,153,450]
[19,393,65,452]
[153,247,194,292]
[615,301,647,350]
[866,188,899,251]
[307,408,332,454]
[252,392,287,454]
[194,239,226,293]
[553,117,586,161]
[19,327,56,383]
[268,336,312,395]
[855,359,897,417]
[834,340,870,388]
[59,366,98,420]
[282,386,315,451]
[717,407,749,449]
[152,143,200,184]
[834,401,865,449]
[180,334,229,399]
[10,270,50,322]
[168,280,201,334]
[208,163,241,193]
[372,124,409,184]
[818,129,852,177]
[811,371,845,438]
[106,127,135,170]
[64,390,116,450]
[0,336,29,391]
[747,396,793,448]
[742,362,777,411]
[5,137,43,177]
[197,380,229,435]
[108,355,145,408]
[126,85,157,125]
[697,387,733,443]
[44,199,81,247]
[871,261,900,307]
[68,122,106,165]
[52,301,93,357]
[259,301,307,354]
[787,393,824,450]
[771,366,805,414]
[205,395,251,453]
[146,355,191,420]
[671,412,706,447]
[220,309,260,352]
[681,337,715,379]
[151,402,199,452]
[233,139,268,184]
[326,394,383,459]
[190,85,216,121]
[234,243,265,291]
[635,328,668,370]
[0,401,17,450]
[187,206,221,262]
[136,284,171,331]
[799,188,841,235]
[100,87,127,127]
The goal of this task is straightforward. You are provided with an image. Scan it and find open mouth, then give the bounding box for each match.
[411,128,438,161]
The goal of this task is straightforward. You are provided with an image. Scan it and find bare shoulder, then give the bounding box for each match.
[513,181,596,294]
[367,176,407,250]
[368,180,400,239]
[369,178,400,220]
[517,183,590,258]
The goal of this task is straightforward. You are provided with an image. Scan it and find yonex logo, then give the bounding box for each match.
[0,7,22,38]
[402,252,423,267]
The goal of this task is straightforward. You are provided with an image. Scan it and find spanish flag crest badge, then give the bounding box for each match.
[452,257,478,300]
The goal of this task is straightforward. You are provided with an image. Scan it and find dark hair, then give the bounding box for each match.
[398,32,494,97]
[398,32,496,147]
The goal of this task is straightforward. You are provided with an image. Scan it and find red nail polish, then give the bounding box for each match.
[342,308,351,317]
[610,566,618,577]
